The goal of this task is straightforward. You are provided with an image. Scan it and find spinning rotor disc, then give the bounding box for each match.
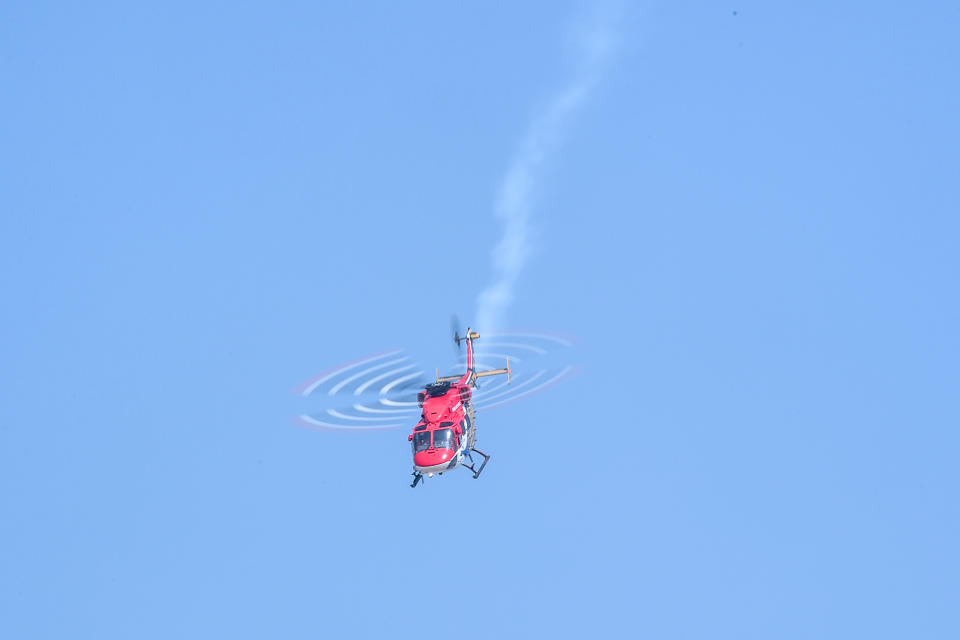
[293,331,577,432]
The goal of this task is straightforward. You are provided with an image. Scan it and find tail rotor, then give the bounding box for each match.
[451,313,463,353]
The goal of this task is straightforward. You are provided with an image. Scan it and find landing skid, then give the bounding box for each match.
[463,448,490,479]
[409,448,491,488]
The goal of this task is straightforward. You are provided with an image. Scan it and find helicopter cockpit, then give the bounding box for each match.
[412,427,456,453]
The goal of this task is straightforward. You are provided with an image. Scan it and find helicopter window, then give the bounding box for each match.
[432,428,454,451]
[413,431,432,452]
[439,421,454,427]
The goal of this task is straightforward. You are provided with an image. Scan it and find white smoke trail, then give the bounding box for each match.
[474,6,620,334]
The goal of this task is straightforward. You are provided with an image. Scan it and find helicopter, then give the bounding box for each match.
[407,328,510,488]
[292,324,576,488]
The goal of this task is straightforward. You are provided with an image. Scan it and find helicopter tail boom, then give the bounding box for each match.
[438,327,511,387]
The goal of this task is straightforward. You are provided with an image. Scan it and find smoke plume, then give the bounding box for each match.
[474,6,620,334]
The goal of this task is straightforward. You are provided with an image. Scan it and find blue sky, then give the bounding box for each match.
[2,1,958,638]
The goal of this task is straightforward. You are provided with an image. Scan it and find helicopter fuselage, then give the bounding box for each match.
[408,328,503,487]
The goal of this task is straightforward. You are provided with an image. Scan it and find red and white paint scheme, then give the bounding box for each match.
[407,329,509,488]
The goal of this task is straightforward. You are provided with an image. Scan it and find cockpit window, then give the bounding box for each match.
[432,428,454,451]
[413,431,431,452]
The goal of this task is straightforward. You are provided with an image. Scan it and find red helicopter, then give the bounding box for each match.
[293,325,576,488]
[407,328,510,488]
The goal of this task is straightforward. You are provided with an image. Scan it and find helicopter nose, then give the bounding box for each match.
[414,449,453,467]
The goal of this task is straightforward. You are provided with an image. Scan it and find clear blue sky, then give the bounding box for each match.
[2,2,958,638]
